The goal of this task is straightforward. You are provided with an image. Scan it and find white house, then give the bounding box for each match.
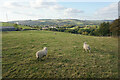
[42,27,48,30]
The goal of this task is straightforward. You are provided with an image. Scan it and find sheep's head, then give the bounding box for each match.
[43,47,47,50]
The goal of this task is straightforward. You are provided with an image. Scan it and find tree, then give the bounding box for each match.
[58,28,66,32]
[48,28,57,31]
[78,29,84,34]
[110,19,120,36]
[39,27,42,30]
[13,24,21,31]
[93,29,99,36]
[35,26,39,28]
[82,32,88,35]
[89,29,95,36]
[98,22,110,36]
[13,24,18,28]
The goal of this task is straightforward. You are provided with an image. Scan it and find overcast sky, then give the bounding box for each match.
[0,0,119,22]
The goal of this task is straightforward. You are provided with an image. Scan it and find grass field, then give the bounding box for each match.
[2,30,118,78]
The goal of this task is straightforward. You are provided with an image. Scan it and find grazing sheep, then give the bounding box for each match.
[36,47,47,60]
[83,42,91,53]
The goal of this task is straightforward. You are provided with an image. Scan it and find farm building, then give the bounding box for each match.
[49,26,56,28]
[42,27,48,30]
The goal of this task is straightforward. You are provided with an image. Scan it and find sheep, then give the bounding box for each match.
[36,47,47,60]
[83,42,91,53]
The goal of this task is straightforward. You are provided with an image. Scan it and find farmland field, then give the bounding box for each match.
[2,30,118,78]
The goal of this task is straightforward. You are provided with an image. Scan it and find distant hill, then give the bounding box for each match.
[9,19,113,26]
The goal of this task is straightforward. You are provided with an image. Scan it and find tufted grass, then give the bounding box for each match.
[2,30,118,78]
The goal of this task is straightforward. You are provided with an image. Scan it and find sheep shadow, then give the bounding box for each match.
[44,57,57,62]
[30,57,57,63]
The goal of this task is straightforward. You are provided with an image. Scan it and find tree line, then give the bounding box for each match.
[47,19,119,37]
[13,18,119,37]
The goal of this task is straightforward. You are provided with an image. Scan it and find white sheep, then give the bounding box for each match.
[36,47,47,60]
[83,42,91,53]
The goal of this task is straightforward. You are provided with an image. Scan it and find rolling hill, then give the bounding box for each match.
[1,22,36,30]
[9,19,113,26]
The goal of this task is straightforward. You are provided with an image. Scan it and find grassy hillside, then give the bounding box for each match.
[2,22,14,27]
[2,30,118,78]
[1,22,34,29]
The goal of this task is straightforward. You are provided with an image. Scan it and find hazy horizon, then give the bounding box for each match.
[1,19,115,22]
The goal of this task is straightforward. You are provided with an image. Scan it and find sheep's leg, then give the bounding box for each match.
[41,55,46,61]
[40,59,42,61]
[37,58,39,61]
[83,49,86,52]
[43,55,46,57]
[83,49,85,52]
[86,49,90,53]
[85,49,88,52]
[41,58,44,61]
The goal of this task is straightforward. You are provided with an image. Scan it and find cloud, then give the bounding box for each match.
[63,8,84,18]
[64,8,83,13]
[30,0,57,9]
[30,0,83,12]
[50,5,66,10]
[30,0,84,18]
[95,3,118,19]
[29,0,84,19]
[13,11,39,16]
[1,0,84,21]
[3,1,16,8]
[3,1,29,9]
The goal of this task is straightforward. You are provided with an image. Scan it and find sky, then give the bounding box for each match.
[0,0,119,22]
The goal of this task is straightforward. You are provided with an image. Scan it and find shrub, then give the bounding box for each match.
[58,28,66,32]
[82,32,88,35]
